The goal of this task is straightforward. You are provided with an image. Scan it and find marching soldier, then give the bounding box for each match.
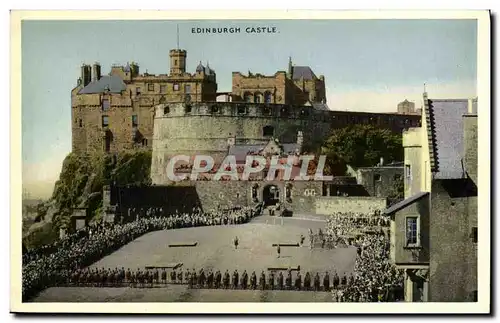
[285,271,292,290]
[300,234,305,246]
[349,274,355,286]
[268,271,275,290]
[192,269,198,288]
[333,272,340,290]
[207,270,214,289]
[323,272,330,292]
[234,236,239,250]
[162,270,168,285]
[314,272,320,291]
[241,270,248,290]
[223,270,230,289]
[178,269,183,284]
[215,270,221,289]
[277,272,284,290]
[170,270,176,284]
[295,272,302,291]
[233,270,239,289]
[259,270,266,290]
[304,272,311,290]
[250,271,257,290]
[199,269,206,288]
[341,273,347,286]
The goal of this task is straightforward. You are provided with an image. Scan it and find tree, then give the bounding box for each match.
[321,124,403,168]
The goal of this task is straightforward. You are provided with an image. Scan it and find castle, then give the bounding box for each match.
[71,48,421,156]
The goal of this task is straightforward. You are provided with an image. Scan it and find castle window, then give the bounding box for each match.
[185,84,191,94]
[164,106,170,114]
[160,85,166,93]
[185,104,192,114]
[174,59,178,66]
[173,83,180,91]
[132,115,138,127]
[405,164,412,179]
[264,92,272,103]
[79,119,83,127]
[102,116,109,127]
[254,93,262,103]
[210,105,219,114]
[142,139,148,147]
[263,125,274,137]
[102,99,110,111]
[148,83,154,91]
[262,106,272,116]
[405,216,419,246]
[135,87,141,96]
[374,174,381,182]
[243,92,252,102]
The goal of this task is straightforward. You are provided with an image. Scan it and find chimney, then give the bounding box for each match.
[92,62,101,82]
[468,98,474,114]
[380,157,384,166]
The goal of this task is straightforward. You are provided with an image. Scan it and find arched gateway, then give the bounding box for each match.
[263,184,280,207]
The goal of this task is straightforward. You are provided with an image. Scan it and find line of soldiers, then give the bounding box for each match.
[66,267,353,292]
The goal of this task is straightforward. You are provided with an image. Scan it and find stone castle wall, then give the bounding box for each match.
[315,196,387,215]
[150,102,332,185]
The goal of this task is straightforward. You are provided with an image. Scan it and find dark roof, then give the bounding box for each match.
[228,142,299,162]
[312,102,330,111]
[196,62,214,75]
[78,75,126,94]
[228,144,264,162]
[292,66,317,80]
[282,143,299,154]
[428,99,470,179]
[383,192,429,215]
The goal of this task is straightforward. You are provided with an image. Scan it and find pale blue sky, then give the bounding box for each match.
[21,19,477,197]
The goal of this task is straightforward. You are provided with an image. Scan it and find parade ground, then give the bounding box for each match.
[34,215,357,302]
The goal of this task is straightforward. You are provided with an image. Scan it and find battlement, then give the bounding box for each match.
[232,71,287,79]
[154,102,332,121]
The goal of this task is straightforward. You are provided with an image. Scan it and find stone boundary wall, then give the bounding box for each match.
[315,196,387,215]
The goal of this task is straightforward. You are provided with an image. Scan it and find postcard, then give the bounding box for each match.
[11,10,491,314]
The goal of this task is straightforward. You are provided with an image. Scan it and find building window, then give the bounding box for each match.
[173,83,180,91]
[142,139,148,147]
[160,85,166,93]
[264,92,272,103]
[263,125,274,137]
[174,59,178,66]
[472,227,478,243]
[210,105,219,114]
[132,115,138,127]
[374,174,381,182]
[243,92,252,102]
[237,105,247,115]
[147,83,154,92]
[405,164,412,179]
[164,106,170,114]
[136,87,141,96]
[185,104,192,114]
[406,216,418,246]
[254,93,261,103]
[79,119,83,127]
[262,106,272,116]
[102,99,110,111]
[185,84,191,94]
[102,116,109,127]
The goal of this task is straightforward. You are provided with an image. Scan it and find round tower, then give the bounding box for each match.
[169,49,187,75]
